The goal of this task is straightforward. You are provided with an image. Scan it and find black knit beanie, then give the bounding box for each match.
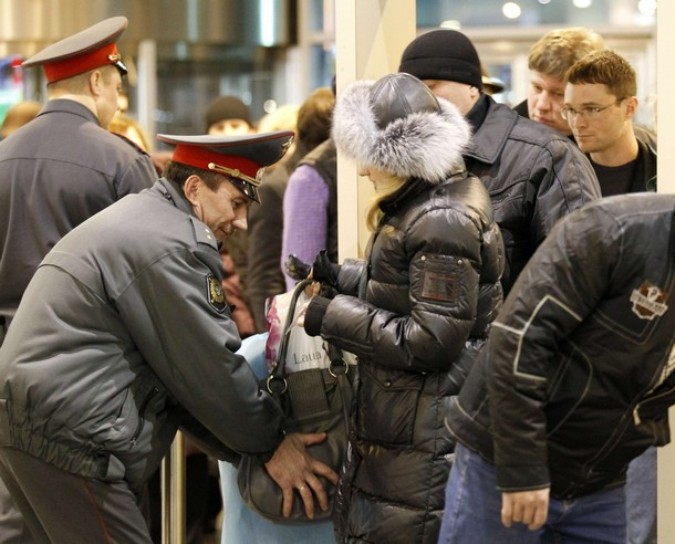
[398,29,482,88]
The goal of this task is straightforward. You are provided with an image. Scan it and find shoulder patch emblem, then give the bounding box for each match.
[630,281,668,320]
[206,274,226,312]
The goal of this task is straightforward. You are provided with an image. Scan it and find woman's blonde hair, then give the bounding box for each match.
[109,112,151,151]
[365,171,407,232]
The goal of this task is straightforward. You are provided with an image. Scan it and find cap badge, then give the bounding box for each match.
[207,162,264,187]
[630,280,668,320]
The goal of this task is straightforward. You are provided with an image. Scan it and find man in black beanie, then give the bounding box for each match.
[399,29,601,293]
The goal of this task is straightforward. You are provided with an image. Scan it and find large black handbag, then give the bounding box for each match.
[237,279,353,523]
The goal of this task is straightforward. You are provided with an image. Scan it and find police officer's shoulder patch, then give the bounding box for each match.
[206,274,226,312]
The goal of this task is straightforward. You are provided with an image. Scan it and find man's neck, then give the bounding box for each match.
[47,92,98,119]
[590,130,639,167]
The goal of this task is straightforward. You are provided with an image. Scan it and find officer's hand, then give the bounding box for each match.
[501,488,550,531]
[264,432,339,519]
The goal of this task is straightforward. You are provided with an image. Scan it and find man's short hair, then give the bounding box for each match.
[50,64,119,94]
[528,27,605,80]
[164,162,223,191]
[565,50,637,99]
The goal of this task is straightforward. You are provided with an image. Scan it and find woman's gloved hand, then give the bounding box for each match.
[309,250,340,288]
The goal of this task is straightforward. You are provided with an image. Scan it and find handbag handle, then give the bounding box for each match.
[266,279,313,396]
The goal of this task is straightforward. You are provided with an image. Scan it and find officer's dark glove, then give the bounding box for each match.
[284,254,312,281]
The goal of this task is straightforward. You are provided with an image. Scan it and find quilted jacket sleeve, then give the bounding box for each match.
[318,203,498,373]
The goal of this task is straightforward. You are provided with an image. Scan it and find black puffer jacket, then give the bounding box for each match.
[305,173,503,543]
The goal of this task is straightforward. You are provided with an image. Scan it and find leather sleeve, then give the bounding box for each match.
[488,205,620,491]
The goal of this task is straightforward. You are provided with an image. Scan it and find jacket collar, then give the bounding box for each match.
[39,98,100,126]
[153,178,195,217]
[464,95,519,165]
[379,178,431,217]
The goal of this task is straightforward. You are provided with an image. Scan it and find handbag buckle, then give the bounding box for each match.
[266,374,288,395]
[328,357,349,378]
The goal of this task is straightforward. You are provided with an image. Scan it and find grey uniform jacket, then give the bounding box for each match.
[0,99,156,319]
[0,179,285,490]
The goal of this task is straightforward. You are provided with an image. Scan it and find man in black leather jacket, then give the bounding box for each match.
[399,29,601,294]
[438,193,675,544]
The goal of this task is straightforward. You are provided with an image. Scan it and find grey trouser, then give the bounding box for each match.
[0,447,152,544]
[0,318,30,543]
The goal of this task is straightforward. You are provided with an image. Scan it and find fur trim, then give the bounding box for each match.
[331,80,471,184]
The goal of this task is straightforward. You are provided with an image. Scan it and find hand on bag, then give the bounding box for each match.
[501,488,550,531]
[265,432,339,519]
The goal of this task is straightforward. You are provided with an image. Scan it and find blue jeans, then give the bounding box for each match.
[438,443,626,544]
[626,447,657,544]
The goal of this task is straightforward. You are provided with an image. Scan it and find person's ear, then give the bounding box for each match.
[624,96,638,119]
[88,70,103,97]
[183,175,203,205]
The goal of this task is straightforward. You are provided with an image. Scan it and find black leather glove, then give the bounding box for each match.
[284,254,312,281]
[311,249,340,288]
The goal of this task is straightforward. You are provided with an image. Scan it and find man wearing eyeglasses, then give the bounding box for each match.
[563,49,658,544]
[563,49,657,197]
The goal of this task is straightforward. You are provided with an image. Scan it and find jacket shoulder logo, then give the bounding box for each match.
[630,281,668,320]
[206,274,226,312]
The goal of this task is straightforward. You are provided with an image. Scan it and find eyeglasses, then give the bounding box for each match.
[560,99,623,122]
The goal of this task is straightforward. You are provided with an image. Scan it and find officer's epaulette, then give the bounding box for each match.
[189,218,219,250]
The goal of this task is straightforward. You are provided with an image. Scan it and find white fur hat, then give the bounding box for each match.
[331,73,470,184]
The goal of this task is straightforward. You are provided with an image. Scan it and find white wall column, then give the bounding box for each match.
[137,39,157,144]
[334,0,416,260]
[657,1,675,538]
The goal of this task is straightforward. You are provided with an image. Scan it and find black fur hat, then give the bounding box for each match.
[331,73,470,184]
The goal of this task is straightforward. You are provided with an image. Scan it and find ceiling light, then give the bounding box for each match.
[637,0,657,16]
[502,2,522,19]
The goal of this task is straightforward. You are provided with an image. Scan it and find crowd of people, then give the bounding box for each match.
[0,13,671,544]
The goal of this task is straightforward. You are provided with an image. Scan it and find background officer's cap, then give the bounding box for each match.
[22,16,128,84]
[157,131,294,203]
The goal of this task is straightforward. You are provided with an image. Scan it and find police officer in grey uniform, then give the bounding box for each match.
[0,17,168,543]
[0,131,338,543]
[0,16,156,343]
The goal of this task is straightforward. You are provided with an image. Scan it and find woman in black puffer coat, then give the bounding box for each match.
[301,73,504,544]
